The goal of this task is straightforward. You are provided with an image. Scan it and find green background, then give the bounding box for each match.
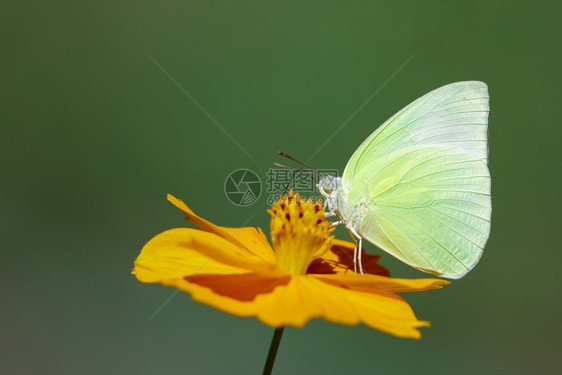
[2,1,561,374]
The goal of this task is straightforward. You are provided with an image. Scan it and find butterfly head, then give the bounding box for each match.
[317,175,341,197]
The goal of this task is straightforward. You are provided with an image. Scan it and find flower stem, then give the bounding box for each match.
[262,326,285,375]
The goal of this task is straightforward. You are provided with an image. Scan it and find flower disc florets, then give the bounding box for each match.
[269,191,334,275]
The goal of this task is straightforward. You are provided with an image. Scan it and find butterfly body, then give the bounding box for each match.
[318,81,492,279]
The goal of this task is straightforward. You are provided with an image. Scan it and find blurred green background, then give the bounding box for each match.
[2,1,561,374]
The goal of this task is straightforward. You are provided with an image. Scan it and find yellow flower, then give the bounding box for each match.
[133,192,449,339]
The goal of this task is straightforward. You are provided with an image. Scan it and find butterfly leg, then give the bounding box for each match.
[353,245,358,274]
[347,226,364,274]
[358,236,363,274]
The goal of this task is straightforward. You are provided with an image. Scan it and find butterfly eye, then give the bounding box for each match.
[318,175,339,195]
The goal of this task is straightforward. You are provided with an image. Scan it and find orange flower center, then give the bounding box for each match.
[268,191,334,275]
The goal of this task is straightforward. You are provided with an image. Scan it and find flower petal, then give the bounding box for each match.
[312,273,449,292]
[167,194,275,263]
[308,239,390,276]
[133,228,281,283]
[171,273,432,338]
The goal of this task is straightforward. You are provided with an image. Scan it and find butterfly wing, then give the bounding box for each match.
[346,145,491,278]
[342,81,489,186]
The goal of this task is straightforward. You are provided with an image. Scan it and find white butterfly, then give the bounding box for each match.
[317,81,491,279]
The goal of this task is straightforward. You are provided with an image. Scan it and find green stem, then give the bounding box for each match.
[262,327,285,375]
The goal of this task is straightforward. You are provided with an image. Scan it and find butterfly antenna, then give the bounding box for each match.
[278,151,323,178]
[273,162,294,169]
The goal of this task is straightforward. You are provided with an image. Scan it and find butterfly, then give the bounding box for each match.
[317,81,491,279]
